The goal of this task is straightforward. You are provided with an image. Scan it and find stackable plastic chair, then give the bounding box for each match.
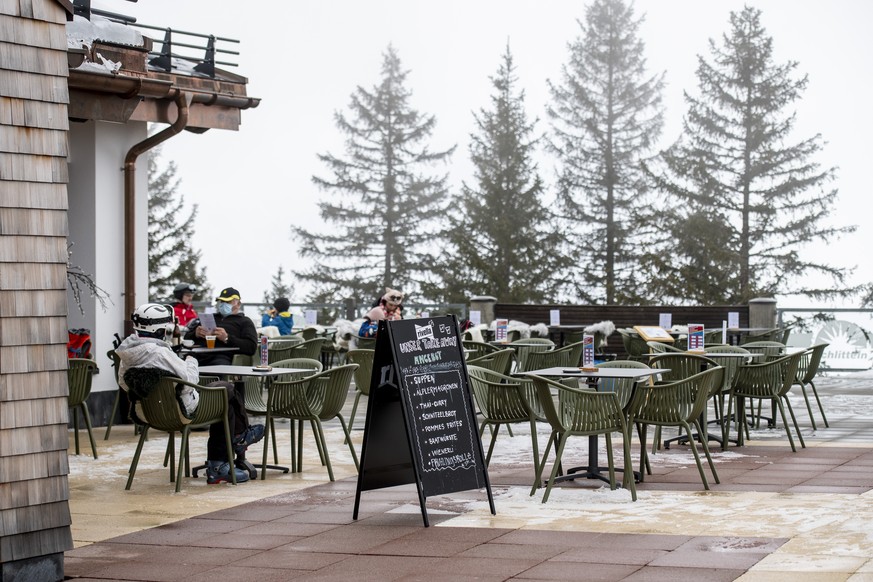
[262,364,359,481]
[627,367,724,490]
[68,358,99,458]
[528,374,636,503]
[730,352,806,452]
[793,343,830,430]
[467,366,542,470]
[126,377,234,492]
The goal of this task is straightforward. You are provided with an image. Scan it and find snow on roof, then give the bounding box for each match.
[66,13,144,50]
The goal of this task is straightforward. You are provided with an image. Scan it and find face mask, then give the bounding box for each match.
[216,302,233,317]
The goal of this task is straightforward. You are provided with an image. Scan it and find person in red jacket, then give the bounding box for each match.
[172,283,198,328]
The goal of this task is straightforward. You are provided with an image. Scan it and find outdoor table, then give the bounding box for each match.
[179,346,239,355]
[520,366,666,485]
[198,365,311,478]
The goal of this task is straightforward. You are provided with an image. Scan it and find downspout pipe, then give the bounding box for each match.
[122,90,191,332]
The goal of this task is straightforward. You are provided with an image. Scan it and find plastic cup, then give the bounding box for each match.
[205,335,216,349]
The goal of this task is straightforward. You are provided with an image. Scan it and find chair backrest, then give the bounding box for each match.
[270,364,357,420]
[797,343,828,384]
[466,348,514,375]
[68,358,97,407]
[271,357,323,380]
[777,325,794,345]
[596,360,651,409]
[741,341,786,361]
[648,353,719,382]
[703,328,726,346]
[462,340,501,360]
[704,345,752,393]
[529,374,624,434]
[646,340,683,354]
[289,337,325,360]
[136,376,194,431]
[560,340,586,367]
[467,365,535,422]
[354,336,377,350]
[627,366,723,424]
[267,344,295,364]
[510,338,555,373]
[733,352,801,398]
[345,349,375,396]
[741,328,780,344]
[618,329,649,359]
[300,327,320,340]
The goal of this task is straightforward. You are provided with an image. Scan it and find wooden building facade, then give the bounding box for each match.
[1,1,260,579]
[1,0,76,580]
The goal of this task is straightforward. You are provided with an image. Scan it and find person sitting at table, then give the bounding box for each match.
[185,286,258,366]
[261,296,293,335]
[118,302,264,484]
[171,282,198,328]
[359,288,403,337]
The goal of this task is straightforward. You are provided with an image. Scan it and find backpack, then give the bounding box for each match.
[68,328,92,359]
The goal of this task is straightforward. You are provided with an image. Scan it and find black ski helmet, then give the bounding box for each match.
[173,283,196,301]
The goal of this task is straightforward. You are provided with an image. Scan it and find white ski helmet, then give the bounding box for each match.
[131,303,176,342]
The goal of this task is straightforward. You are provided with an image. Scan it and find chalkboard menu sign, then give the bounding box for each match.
[353,315,494,527]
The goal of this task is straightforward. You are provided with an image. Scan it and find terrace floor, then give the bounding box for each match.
[64,371,873,581]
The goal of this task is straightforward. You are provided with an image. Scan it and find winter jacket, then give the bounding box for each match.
[115,335,200,419]
[261,311,294,335]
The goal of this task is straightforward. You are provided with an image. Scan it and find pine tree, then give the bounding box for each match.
[294,45,454,304]
[547,0,665,304]
[262,265,294,305]
[147,152,210,302]
[422,45,566,304]
[648,6,854,304]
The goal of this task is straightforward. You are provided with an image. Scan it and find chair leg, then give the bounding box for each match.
[682,421,710,490]
[176,428,190,493]
[484,424,501,466]
[621,429,637,501]
[312,419,334,481]
[542,432,570,503]
[799,383,818,431]
[125,426,150,490]
[346,391,363,444]
[104,388,121,440]
[80,404,98,459]
[72,408,81,455]
[783,396,806,449]
[310,419,328,466]
[261,410,273,480]
[810,380,829,428]
[637,423,649,483]
[531,431,557,496]
[604,433,616,491]
[336,414,360,472]
[694,419,719,483]
[774,399,797,452]
[528,419,540,478]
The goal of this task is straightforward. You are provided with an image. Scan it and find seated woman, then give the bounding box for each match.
[261,297,293,335]
[359,288,403,337]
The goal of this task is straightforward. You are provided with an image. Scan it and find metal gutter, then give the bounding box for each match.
[122,90,191,331]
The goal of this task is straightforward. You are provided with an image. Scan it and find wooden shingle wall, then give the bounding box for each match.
[0,0,73,579]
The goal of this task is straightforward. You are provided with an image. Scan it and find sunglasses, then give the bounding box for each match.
[388,295,402,302]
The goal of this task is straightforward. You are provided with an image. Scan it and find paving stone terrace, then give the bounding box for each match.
[64,370,873,581]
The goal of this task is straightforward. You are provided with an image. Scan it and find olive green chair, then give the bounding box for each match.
[345,349,375,438]
[509,338,555,373]
[793,343,829,430]
[730,352,806,452]
[262,364,359,481]
[467,348,514,376]
[68,358,99,458]
[528,374,636,503]
[467,366,542,469]
[627,367,724,490]
[126,377,235,492]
